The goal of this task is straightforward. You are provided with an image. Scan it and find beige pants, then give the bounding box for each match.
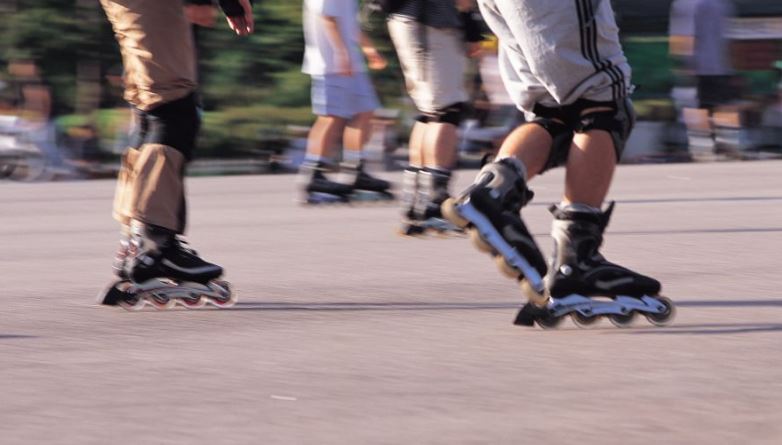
[387,17,468,114]
[100,0,197,111]
[101,0,195,232]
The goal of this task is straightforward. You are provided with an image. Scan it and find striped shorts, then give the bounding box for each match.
[478,0,632,115]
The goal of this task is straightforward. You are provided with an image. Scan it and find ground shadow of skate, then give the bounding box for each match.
[0,334,36,340]
[620,323,782,335]
[225,301,519,312]
[676,299,782,308]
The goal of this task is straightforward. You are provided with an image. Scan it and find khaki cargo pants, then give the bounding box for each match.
[100,0,197,233]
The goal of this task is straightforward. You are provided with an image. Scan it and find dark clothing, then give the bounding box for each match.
[392,0,462,29]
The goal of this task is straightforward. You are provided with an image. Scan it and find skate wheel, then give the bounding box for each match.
[207,281,237,308]
[399,224,425,237]
[536,313,563,329]
[520,280,549,307]
[495,255,519,279]
[440,198,469,229]
[147,294,176,310]
[118,294,146,311]
[469,228,494,254]
[179,293,207,309]
[571,311,600,328]
[645,296,676,327]
[608,311,636,328]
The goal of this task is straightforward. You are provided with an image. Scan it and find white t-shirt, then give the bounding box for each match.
[302,0,366,75]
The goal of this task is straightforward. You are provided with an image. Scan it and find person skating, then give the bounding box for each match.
[300,0,393,204]
[387,0,484,234]
[441,0,675,327]
[97,0,254,310]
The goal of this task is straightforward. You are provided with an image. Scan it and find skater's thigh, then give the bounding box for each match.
[489,0,628,105]
[388,18,468,114]
[100,0,197,111]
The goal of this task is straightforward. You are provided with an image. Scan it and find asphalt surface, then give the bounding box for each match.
[1,161,781,445]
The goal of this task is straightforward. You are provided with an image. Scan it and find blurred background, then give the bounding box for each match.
[0,0,781,181]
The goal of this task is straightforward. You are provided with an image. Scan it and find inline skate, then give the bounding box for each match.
[441,158,547,304]
[97,223,236,310]
[514,202,675,328]
[399,167,463,236]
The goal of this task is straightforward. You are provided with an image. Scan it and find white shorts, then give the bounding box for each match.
[478,0,632,114]
[387,16,468,114]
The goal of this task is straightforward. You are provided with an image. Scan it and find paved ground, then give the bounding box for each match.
[1,161,781,445]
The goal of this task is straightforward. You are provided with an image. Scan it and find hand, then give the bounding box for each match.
[185,4,217,28]
[335,49,353,77]
[226,0,254,36]
[455,0,475,12]
[365,50,387,71]
[466,42,483,58]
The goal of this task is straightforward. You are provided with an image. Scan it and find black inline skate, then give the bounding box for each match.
[441,158,547,304]
[399,168,463,236]
[97,223,235,310]
[299,160,354,204]
[515,202,675,328]
[340,161,394,202]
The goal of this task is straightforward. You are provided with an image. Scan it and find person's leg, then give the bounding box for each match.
[564,129,616,207]
[100,0,221,286]
[306,115,347,162]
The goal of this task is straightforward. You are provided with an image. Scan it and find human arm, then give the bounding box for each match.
[360,32,387,70]
[186,0,254,35]
[321,15,352,76]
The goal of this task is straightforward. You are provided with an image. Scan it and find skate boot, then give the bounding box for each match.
[516,202,675,328]
[441,158,547,303]
[410,168,464,236]
[398,167,426,236]
[340,161,394,202]
[97,223,235,310]
[299,160,354,204]
[112,234,130,280]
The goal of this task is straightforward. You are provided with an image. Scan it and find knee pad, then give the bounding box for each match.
[415,114,430,124]
[128,108,149,150]
[530,118,574,172]
[425,102,469,126]
[577,98,636,161]
[145,92,200,161]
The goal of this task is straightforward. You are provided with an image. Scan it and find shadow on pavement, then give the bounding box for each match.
[624,323,782,335]
[227,301,519,312]
[0,335,36,340]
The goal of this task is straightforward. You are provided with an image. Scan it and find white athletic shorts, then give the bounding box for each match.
[478,0,632,114]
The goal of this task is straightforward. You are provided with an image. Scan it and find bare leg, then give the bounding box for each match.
[343,111,373,152]
[495,123,554,180]
[306,115,347,159]
[408,120,427,167]
[563,130,616,207]
[423,122,458,170]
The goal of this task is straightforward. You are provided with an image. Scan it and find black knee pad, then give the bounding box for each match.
[577,98,636,161]
[128,108,149,150]
[425,102,469,126]
[145,92,201,161]
[530,118,574,172]
[415,114,430,124]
